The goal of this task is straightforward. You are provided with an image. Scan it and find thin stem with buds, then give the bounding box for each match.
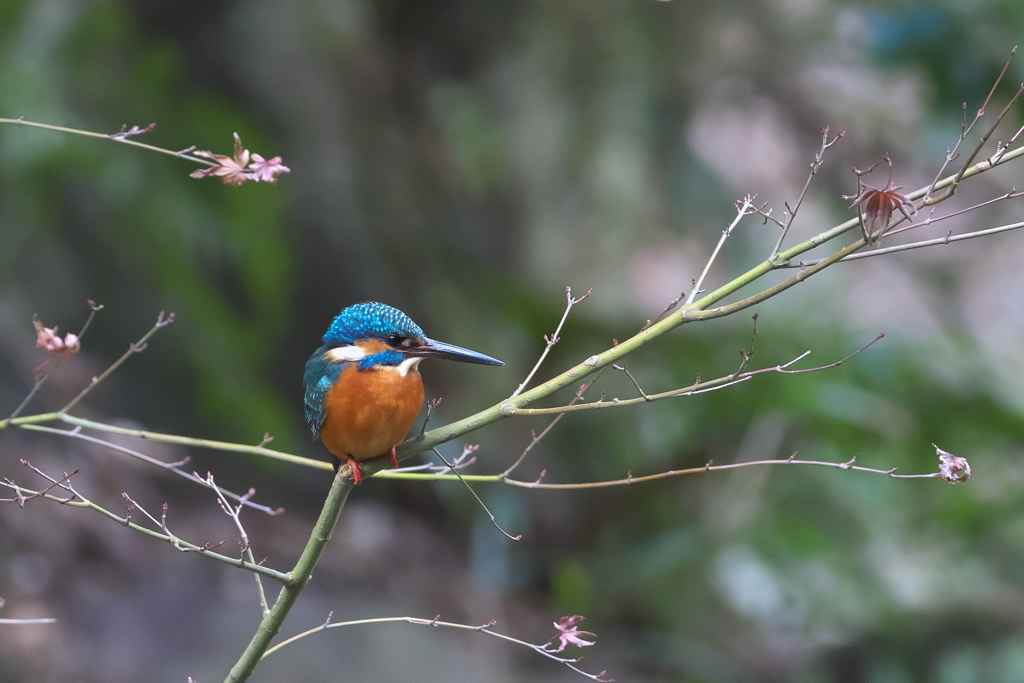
[770,126,845,258]
[0,118,214,166]
[60,311,175,415]
[0,463,289,583]
[510,286,591,398]
[261,614,611,681]
[686,194,760,306]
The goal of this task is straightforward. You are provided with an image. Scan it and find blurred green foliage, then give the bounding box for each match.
[2,0,1024,681]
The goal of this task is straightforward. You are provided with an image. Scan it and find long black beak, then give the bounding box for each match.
[411,337,504,366]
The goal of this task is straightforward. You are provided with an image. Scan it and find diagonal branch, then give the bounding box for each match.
[60,311,175,415]
[0,465,289,583]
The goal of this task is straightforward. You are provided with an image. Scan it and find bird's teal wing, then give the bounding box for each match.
[303,346,345,438]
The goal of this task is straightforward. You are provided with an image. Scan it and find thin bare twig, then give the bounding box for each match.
[641,291,688,331]
[389,443,479,474]
[686,194,760,305]
[60,311,175,415]
[18,423,283,516]
[498,368,609,480]
[770,126,845,258]
[510,287,592,399]
[205,473,270,615]
[0,118,215,166]
[501,334,884,418]
[926,47,1022,203]
[884,189,1024,239]
[0,465,288,583]
[503,451,947,490]
[0,596,58,625]
[431,448,521,541]
[262,614,611,681]
[0,617,59,625]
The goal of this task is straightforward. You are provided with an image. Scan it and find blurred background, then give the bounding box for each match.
[2,0,1024,681]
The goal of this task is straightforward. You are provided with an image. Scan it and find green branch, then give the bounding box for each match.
[224,471,353,683]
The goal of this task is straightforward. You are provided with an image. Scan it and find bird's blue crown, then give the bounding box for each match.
[322,302,425,346]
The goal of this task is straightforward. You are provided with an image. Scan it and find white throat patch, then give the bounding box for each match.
[324,346,422,377]
[324,345,366,362]
[396,356,424,377]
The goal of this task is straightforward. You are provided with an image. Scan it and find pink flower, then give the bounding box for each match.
[550,615,597,652]
[34,318,80,354]
[248,154,291,183]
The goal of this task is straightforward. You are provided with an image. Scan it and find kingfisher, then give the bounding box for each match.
[304,302,503,483]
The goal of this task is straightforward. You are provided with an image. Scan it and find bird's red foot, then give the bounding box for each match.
[388,446,400,470]
[350,459,363,484]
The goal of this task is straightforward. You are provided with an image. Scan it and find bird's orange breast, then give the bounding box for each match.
[319,362,425,462]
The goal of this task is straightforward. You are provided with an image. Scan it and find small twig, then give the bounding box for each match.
[205,473,270,615]
[390,443,479,474]
[60,311,175,415]
[106,122,157,140]
[686,195,759,306]
[18,423,283,516]
[510,287,592,399]
[497,415,567,480]
[418,397,443,437]
[0,595,58,626]
[641,291,687,331]
[612,364,650,401]
[884,189,1024,239]
[730,314,760,379]
[261,614,612,681]
[927,47,1017,198]
[431,448,521,541]
[0,118,214,165]
[498,368,609,480]
[770,126,845,258]
[1,460,79,505]
[0,471,287,582]
[502,450,948,489]
[926,47,1022,203]
[504,334,883,417]
[0,617,59,625]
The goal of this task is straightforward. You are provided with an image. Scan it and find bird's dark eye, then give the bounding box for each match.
[386,335,419,350]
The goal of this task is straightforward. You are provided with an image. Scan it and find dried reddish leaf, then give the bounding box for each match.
[936,445,970,483]
[190,133,290,185]
[191,132,251,186]
[849,183,917,242]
